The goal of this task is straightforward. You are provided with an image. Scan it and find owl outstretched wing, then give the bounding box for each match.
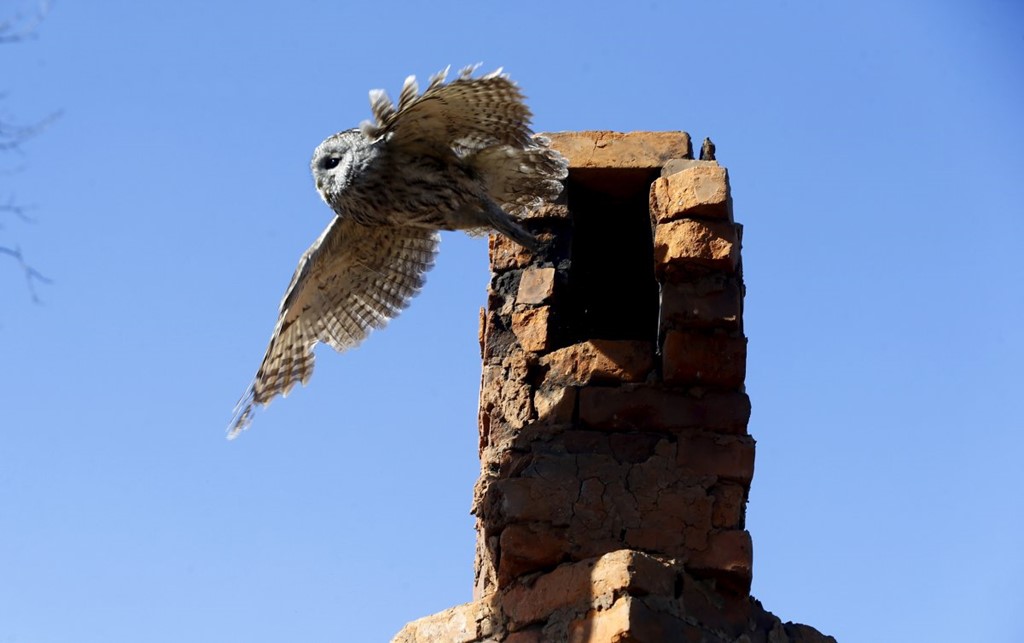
[228,217,439,438]
[360,65,534,152]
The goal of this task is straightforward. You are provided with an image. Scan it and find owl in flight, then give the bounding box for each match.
[228,65,568,438]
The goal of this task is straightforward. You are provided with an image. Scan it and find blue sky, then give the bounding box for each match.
[1,1,1022,641]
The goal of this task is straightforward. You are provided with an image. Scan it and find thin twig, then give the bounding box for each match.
[2,1,55,304]
[0,0,51,44]
[0,197,36,223]
[0,110,63,152]
[0,244,52,303]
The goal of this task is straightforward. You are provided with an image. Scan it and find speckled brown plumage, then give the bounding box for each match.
[229,66,565,437]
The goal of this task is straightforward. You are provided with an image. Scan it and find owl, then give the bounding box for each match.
[228,65,567,438]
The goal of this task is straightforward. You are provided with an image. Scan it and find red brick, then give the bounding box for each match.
[710,482,747,529]
[574,477,608,530]
[499,523,569,583]
[478,351,533,446]
[654,219,739,277]
[662,330,747,388]
[542,340,654,386]
[623,524,684,555]
[494,472,575,525]
[391,600,493,643]
[520,200,570,221]
[608,432,665,464]
[504,629,544,643]
[568,596,690,643]
[579,385,751,434]
[687,530,753,595]
[533,386,576,424]
[517,267,557,304]
[660,158,716,177]
[489,233,534,272]
[650,164,731,223]
[547,130,691,169]
[572,476,642,545]
[677,434,755,484]
[568,598,631,643]
[502,550,675,628]
[677,571,751,636]
[623,482,714,555]
[562,430,613,457]
[512,306,553,353]
[501,556,600,627]
[660,276,743,331]
[480,308,517,364]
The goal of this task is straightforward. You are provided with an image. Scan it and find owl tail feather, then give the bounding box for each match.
[468,140,567,252]
[471,142,568,210]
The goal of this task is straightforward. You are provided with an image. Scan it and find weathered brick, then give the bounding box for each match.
[517,267,557,304]
[568,598,632,643]
[568,596,690,643]
[579,386,751,434]
[533,386,576,424]
[660,158,717,177]
[512,306,553,353]
[542,340,654,386]
[687,529,753,595]
[623,485,713,555]
[547,130,691,169]
[660,275,743,331]
[519,199,570,221]
[562,430,612,456]
[499,523,569,583]
[472,528,499,601]
[489,269,522,306]
[677,571,750,637]
[489,233,534,272]
[502,550,675,628]
[608,432,665,464]
[574,477,608,530]
[494,473,575,526]
[478,351,533,447]
[623,524,684,555]
[662,330,747,388]
[504,629,543,643]
[677,434,756,484]
[572,474,642,543]
[710,482,747,529]
[480,308,516,364]
[654,219,740,277]
[650,164,731,223]
[391,600,492,643]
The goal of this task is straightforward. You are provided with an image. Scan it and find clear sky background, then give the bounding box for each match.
[1,1,1021,641]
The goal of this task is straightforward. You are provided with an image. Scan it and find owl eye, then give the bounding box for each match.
[321,156,342,170]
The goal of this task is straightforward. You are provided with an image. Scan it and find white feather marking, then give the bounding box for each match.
[397,75,418,111]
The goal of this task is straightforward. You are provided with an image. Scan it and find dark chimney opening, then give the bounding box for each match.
[565,168,660,344]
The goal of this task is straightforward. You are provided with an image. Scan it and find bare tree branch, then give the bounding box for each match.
[0,197,36,224]
[0,244,51,303]
[0,108,62,152]
[0,0,51,43]
[2,0,56,304]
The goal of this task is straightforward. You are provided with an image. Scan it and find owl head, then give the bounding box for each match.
[311,129,377,206]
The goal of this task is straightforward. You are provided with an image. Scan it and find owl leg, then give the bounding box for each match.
[474,199,539,252]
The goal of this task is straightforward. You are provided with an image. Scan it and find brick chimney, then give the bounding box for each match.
[394,131,833,643]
